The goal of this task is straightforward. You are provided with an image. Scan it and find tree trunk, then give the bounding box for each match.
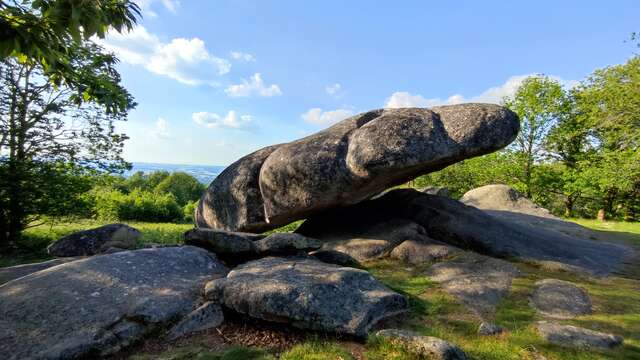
[563,195,574,218]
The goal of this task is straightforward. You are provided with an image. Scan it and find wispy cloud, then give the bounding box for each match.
[192,110,255,130]
[230,51,256,62]
[153,117,171,139]
[301,108,354,126]
[225,73,282,97]
[325,83,343,98]
[384,74,578,108]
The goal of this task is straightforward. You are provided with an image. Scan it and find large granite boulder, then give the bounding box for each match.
[205,257,407,337]
[197,104,519,232]
[297,189,631,276]
[47,223,140,257]
[0,246,228,359]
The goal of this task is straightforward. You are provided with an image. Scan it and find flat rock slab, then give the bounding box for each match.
[47,223,140,257]
[536,321,623,349]
[531,279,592,319]
[205,257,408,337]
[253,233,322,255]
[0,257,82,285]
[197,104,519,232]
[184,229,320,263]
[426,252,520,319]
[0,246,228,359]
[376,329,467,360]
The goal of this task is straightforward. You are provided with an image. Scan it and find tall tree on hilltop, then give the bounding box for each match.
[503,76,570,198]
[572,56,640,220]
[0,41,135,249]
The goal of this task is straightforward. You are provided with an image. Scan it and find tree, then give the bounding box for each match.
[155,172,205,207]
[0,0,140,113]
[572,56,640,220]
[0,41,135,249]
[503,76,569,198]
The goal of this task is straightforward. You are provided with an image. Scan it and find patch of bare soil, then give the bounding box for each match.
[111,310,370,359]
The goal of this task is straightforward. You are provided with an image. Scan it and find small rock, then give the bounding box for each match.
[531,279,592,319]
[184,228,263,257]
[425,252,519,319]
[47,223,140,257]
[308,250,359,266]
[253,233,322,255]
[390,239,457,265]
[167,301,224,340]
[376,329,467,360]
[421,186,451,197]
[205,257,407,337]
[478,322,503,336]
[536,321,623,349]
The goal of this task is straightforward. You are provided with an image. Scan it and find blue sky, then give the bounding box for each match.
[99,0,639,166]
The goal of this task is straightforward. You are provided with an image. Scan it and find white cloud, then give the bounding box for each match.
[153,117,171,138]
[225,73,282,97]
[98,26,230,85]
[325,83,342,97]
[230,51,256,62]
[301,108,354,126]
[384,74,577,108]
[192,110,254,130]
[385,92,464,108]
[136,0,180,17]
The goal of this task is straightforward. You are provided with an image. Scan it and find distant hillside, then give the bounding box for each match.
[124,162,226,184]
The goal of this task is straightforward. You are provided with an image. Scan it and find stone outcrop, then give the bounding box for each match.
[298,188,631,275]
[0,246,228,359]
[47,223,140,257]
[197,104,519,232]
[205,257,407,337]
[460,184,611,243]
[390,238,458,265]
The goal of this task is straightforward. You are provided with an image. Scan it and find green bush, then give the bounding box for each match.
[182,200,198,224]
[155,172,205,206]
[92,187,182,222]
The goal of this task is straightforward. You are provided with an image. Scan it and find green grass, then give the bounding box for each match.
[0,220,192,267]
[571,219,640,246]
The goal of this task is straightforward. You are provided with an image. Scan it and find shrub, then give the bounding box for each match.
[92,188,182,222]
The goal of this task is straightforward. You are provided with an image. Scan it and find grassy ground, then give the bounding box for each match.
[2,219,639,359]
